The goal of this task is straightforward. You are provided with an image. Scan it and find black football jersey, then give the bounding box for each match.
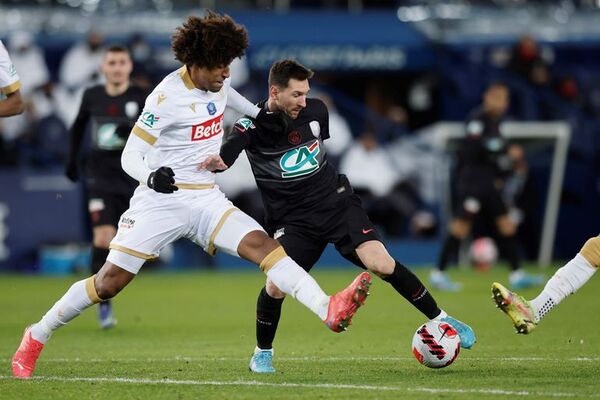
[221,98,339,227]
[457,106,509,182]
[69,84,147,193]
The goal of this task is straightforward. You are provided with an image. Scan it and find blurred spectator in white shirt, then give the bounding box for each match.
[340,132,398,197]
[8,32,49,96]
[316,93,353,164]
[216,151,264,224]
[59,31,104,90]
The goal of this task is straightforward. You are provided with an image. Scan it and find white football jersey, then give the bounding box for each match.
[132,66,229,185]
[0,40,20,96]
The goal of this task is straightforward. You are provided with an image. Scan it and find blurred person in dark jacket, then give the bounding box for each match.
[432,82,543,291]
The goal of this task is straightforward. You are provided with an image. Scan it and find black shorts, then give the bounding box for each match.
[269,175,381,272]
[87,190,131,228]
[453,179,507,220]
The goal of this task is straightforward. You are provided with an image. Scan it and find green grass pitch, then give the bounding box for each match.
[1,265,600,399]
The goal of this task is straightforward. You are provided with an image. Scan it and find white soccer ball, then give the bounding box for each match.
[412,320,461,368]
[470,237,498,270]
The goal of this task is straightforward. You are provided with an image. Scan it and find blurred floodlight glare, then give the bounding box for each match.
[397,6,430,22]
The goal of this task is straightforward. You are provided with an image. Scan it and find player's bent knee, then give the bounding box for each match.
[94,262,135,299]
[450,219,470,238]
[496,216,516,236]
[93,226,117,249]
[356,241,395,276]
[580,236,600,268]
[265,279,286,299]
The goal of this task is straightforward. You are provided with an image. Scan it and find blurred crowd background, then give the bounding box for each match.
[1,0,600,272]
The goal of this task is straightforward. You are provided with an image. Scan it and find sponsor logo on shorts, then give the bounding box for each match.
[119,216,135,229]
[191,114,223,141]
[362,228,374,235]
[274,227,285,239]
[279,140,320,178]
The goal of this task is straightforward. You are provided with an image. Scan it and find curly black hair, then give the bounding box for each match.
[172,11,248,69]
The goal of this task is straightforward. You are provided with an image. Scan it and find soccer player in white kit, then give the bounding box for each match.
[12,12,372,379]
[0,39,24,117]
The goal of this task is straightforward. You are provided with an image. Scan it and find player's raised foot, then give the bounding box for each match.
[12,326,44,379]
[491,282,537,334]
[509,271,545,290]
[324,272,372,333]
[441,316,476,349]
[249,348,275,373]
[429,270,462,292]
[98,301,117,330]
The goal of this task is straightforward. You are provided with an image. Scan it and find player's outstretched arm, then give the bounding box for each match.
[0,89,24,117]
[198,155,228,172]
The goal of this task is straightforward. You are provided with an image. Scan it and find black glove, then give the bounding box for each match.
[147,167,178,194]
[65,159,79,182]
[255,108,292,134]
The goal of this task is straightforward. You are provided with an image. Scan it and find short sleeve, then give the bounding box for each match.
[0,41,20,95]
[132,89,173,146]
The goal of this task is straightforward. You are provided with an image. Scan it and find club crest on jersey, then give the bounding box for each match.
[207,102,217,115]
[279,140,320,178]
[235,117,255,133]
[288,130,302,145]
[141,111,160,128]
[191,113,224,141]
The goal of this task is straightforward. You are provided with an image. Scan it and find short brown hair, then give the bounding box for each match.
[171,11,248,69]
[105,44,130,56]
[268,59,314,88]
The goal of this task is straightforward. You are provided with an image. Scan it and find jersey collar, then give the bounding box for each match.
[178,66,196,90]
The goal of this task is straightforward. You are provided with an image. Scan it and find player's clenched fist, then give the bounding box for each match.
[147,166,178,193]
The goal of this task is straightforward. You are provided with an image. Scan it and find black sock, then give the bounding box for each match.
[498,234,520,271]
[383,261,441,320]
[256,287,285,350]
[91,247,109,275]
[437,234,461,271]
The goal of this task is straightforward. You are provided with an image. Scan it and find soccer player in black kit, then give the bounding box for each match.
[199,59,476,373]
[431,82,544,292]
[65,45,146,329]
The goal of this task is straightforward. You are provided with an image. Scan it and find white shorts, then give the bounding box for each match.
[107,185,264,274]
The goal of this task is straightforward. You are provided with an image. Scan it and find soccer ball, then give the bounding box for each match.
[470,237,498,271]
[412,320,461,368]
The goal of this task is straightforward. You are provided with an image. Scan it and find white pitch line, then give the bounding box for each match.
[1,356,599,363]
[0,375,597,398]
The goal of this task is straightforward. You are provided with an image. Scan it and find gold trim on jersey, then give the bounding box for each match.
[581,236,600,268]
[175,183,215,190]
[0,80,20,95]
[207,208,238,256]
[85,275,102,304]
[139,182,215,190]
[109,244,157,260]
[132,125,157,145]
[260,246,287,273]
[178,66,196,90]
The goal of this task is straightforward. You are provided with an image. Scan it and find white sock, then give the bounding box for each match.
[530,253,596,322]
[266,256,329,320]
[255,346,273,353]
[30,277,100,344]
[432,310,448,320]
